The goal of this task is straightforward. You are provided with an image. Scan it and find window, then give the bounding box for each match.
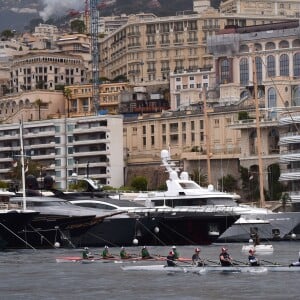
[293,53,300,76]
[220,59,230,83]
[255,57,262,84]
[267,55,275,77]
[268,87,277,119]
[292,86,300,106]
[151,125,154,134]
[239,58,249,85]
[280,54,289,76]
[200,120,204,129]
[214,119,220,128]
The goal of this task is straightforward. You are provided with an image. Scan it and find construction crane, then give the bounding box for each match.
[89,0,100,114]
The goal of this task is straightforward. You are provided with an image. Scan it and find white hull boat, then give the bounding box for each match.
[122,264,300,273]
[241,244,274,254]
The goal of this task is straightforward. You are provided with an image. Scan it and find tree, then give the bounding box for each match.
[238,111,250,120]
[8,160,40,182]
[1,29,14,40]
[190,169,208,186]
[63,87,72,117]
[131,176,148,191]
[218,174,238,192]
[70,20,85,33]
[35,98,43,120]
[112,75,128,83]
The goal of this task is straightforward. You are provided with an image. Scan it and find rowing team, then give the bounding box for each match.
[82,245,155,260]
[82,246,300,267]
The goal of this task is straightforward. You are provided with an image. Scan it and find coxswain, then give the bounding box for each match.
[248,249,260,266]
[166,251,176,267]
[289,250,300,267]
[172,245,179,259]
[82,247,93,259]
[102,245,114,259]
[120,246,132,259]
[219,247,232,266]
[141,246,152,259]
[192,248,205,267]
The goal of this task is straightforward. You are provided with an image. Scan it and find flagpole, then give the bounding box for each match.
[20,119,26,210]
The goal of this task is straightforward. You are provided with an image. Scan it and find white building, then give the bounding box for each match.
[0,115,124,189]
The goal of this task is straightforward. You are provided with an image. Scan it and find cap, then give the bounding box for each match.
[84,247,89,250]
[221,247,227,252]
[195,248,200,252]
[121,246,124,249]
[142,246,146,249]
[105,245,108,249]
[172,245,176,249]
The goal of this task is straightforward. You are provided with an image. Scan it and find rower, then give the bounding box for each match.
[289,251,300,267]
[120,246,132,259]
[192,248,205,267]
[166,251,176,267]
[219,247,232,266]
[248,249,260,266]
[141,246,152,259]
[102,245,114,259]
[172,245,179,259]
[82,247,93,259]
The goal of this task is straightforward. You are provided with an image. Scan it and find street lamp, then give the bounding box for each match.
[86,161,90,178]
[140,61,144,82]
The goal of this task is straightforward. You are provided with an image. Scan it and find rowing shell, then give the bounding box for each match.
[55,256,188,264]
[121,264,300,273]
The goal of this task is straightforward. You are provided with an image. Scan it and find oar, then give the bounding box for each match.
[233,259,248,266]
[206,259,220,265]
[261,259,280,266]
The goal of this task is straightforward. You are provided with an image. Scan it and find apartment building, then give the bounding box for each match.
[65,82,132,116]
[169,68,215,110]
[33,24,59,40]
[0,90,64,123]
[207,21,300,193]
[99,10,295,85]
[0,115,124,190]
[10,51,87,93]
[220,0,300,17]
[123,109,241,189]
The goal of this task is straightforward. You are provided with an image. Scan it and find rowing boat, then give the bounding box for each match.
[121,264,300,273]
[55,255,191,264]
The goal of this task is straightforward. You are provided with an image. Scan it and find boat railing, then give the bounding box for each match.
[0,202,21,209]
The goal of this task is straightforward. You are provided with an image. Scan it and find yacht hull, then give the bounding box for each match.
[11,214,97,249]
[72,216,158,247]
[0,210,39,249]
[144,211,237,245]
[217,212,300,242]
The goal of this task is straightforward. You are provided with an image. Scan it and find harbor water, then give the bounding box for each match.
[0,241,299,300]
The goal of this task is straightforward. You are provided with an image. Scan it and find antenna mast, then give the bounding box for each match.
[252,47,265,208]
[90,0,100,114]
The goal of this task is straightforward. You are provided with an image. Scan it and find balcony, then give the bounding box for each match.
[279,169,300,181]
[279,132,300,145]
[127,32,141,37]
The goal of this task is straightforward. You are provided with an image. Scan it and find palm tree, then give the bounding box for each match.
[63,87,72,117]
[35,98,43,120]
